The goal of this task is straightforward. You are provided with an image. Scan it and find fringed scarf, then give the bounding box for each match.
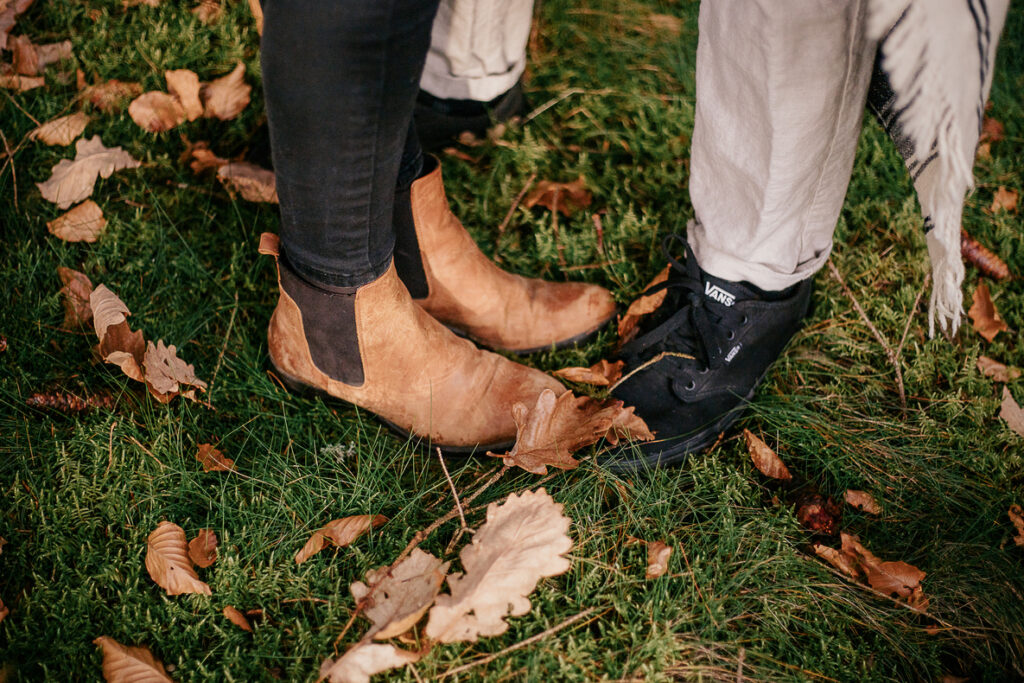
[866,0,1009,336]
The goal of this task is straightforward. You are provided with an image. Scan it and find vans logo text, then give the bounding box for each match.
[704,282,736,306]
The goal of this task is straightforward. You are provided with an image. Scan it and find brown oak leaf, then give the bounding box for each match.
[143,340,207,402]
[977,356,1021,382]
[990,186,1018,213]
[295,514,388,565]
[29,112,90,146]
[552,359,624,386]
[844,489,882,515]
[188,529,218,568]
[523,177,592,217]
[645,540,672,579]
[222,605,252,632]
[320,643,419,683]
[350,548,450,640]
[58,266,94,328]
[47,200,106,242]
[94,636,173,682]
[1000,387,1024,439]
[37,136,141,209]
[201,62,251,120]
[196,443,234,472]
[744,429,792,480]
[145,521,212,596]
[617,265,671,343]
[217,161,278,203]
[968,281,1009,342]
[425,488,572,643]
[1009,504,1024,547]
[129,91,186,133]
[165,69,203,121]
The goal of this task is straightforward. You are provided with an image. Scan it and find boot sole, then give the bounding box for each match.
[268,361,516,457]
[444,311,618,356]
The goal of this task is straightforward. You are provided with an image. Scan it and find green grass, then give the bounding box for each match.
[2,0,1024,680]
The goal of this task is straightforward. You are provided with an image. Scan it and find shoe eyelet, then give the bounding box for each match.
[699,367,709,375]
[685,379,696,390]
[741,315,749,325]
[726,330,735,340]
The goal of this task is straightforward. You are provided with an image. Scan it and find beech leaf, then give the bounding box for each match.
[93,636,172,683]
[37,136,141,209]
[552,359,624,386]
[90,285,146,383]
[999,387,1024,439]
[201,61,251,120]
[58,266,93,328]
[222,605,252,632]
[1008,504,1024,547]
[524,177,592,217]
[0,71,44,91]
[844,490,882,515]
[744,429,792,480]
[143,340,207,402]
[812,543,860,580]
[295,514,388,565]
[165,69,203,121]
[425,488,572,643]
[217,161,278,202]
[188,529,218,568]
[990,186,1018,213]
[977,356,1021,382]
[129,91,186,133]
[617,265,671,343]
[196,443,234,472]
[645,540,672,579]
[29,112,90,146]
[145,521,212,596]
[81,77,143,113]
[182,140,228,174]
[320,643,420,683]
[841,533,927,607]
[350,548,450,640]
[47,200,106,242]
[969,281,1009,342]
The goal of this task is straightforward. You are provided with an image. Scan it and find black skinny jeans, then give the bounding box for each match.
[261,0,441,289]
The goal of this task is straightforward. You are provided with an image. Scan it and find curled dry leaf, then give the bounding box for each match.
[1008,504,1024,547]
[11,36,71,76]
[645,540,672,579]
[844,489,882,515]
[222,605,252,632]
[201,62,251,120]
[80,77,143,113]
[196,443,234,472]
[47,200,106,242]
[840,533,927,608]
[812,542,860,580]
[181,140,229,174]
[129,91,186,133]
[37,136,141,209]
[188,529,218,568]
[295,514,388,565]
[0,0,33,51]
[58,266,93,328]
[1000,387,1024,439]
[143,340,207,402]
[93,636,172,683]
[145,521,212,596]
[617,265,671,343]
[523,177,592,217]
[490,389,653,475]
[192,0,222,23]
[90,285,146,382]
[744,429,792,480]
[552,359,624,386]
[165,69,203,121]
[217,161,278,203]
[425,488,572,643]
[350,548,450,640]
[968,281,1009,342]
[29,112,90,146]
[795,492,842,535]
[977,356,1021,382]
[320,643,419,683]
[961,228,1010,280]
[990,186,1018,213]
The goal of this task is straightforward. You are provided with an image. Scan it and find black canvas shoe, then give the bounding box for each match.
[413,79,528,153]
[606,235,812,472]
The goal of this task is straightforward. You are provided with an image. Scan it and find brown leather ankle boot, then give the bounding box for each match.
[395,160,617,354]
[259,233,564,452]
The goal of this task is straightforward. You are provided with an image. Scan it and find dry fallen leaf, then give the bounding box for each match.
[0,0,33,51]
[0,598,7,624]
[844,490,882,515]
[94,636,173,683]
[350,548,450,640]
[968,281,1009,342]
[645,540,672,579]
[523,177,592,217]
[812,542,860,580]
[977,356,1021,382]
[223,605,252,632]
[37,136,141,209]
[29,112,90,146]
[425,488,572,643]
[0,70,44,91]
[961,228,1011,280]
[196,443,234,472]
[990,186,1018,213]
[143,340,208,402]
[617,265,671,342]
[295,515,388,565]
[90,285,146,383]
[145,521,212,596]
[201,61,251,120]
[188,529,218,568]
[552,359,624,386]
[58,266,94,328]
[841,533,926,607]
[192,0,221,24]
[129,91,186,133]
[165,69,203,121]
[1000,387,1024,439]
[217,161,278,203]
[181,140,229,174]
[490,389,654,475]
[980,115,1005,144]
[744,429,792,480]
[1008,504,1024,547]
[320,643,420,683]
[795,492,842,535]
[81,77,143,113]
[47,200,106,242]
[12,36,71,76]
[646,13,682,35]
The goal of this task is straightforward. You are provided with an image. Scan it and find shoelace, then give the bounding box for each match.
[624,235,748,372]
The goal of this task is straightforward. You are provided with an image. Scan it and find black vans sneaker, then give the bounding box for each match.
[606,235,812,472]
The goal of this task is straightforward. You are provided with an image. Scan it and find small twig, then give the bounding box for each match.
[103,421,118,477]
[496,173,536,237]
[896,274,930,359]
[827,259,906,412]
[208,291,240,398]
[436,448,467,531]
[439,607,600,678]
[0,130,18,209]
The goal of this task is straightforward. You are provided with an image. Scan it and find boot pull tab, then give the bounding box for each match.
[258,232,280,257]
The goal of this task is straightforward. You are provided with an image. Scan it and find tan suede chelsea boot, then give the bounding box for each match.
[394,158,617,354]
[259,233,564,453]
